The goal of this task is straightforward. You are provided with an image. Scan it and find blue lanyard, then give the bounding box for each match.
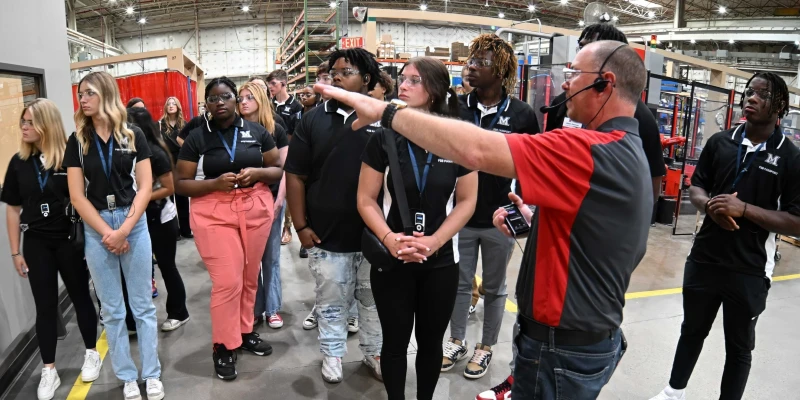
[217,127,239,163]
[31,157,50,193]
[93,134,114,180]
[732,130,768,190]
[473,97,510,130]
[407,142,433,196]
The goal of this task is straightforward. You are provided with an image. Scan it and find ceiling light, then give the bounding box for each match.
[690,39,696,44]
[138,17,146,24]
[578,20,585,27]
[728,39,735,44]
[242,5,250,12]
[528,4,536,12]
[629,0,662,8]
[420,3,427,11]
[612,15,619,21]
[329,1,337,8]
[647,10,655,18]
[560,0,568,4]
[126,6,134,14]
[498,12,505,18]
[718,5,727,14]
[794,40,799,45]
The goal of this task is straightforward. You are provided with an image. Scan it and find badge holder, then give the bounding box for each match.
[107,195,117,210]
[41,204,50,217]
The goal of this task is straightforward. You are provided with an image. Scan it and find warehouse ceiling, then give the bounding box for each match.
[70,0,800,38]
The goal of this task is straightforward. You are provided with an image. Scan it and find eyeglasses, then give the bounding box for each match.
[466,58,493,68]
[167,102,178,106]
[563,67,602,82]
[316,75,332,83]
[398,75,423,86]
[207,92,236,103]
[744,87,771,101]
[240,94,256,102]
[297,93,315,99]
[19,119,34,127]
[329,68,360,78]
[77,90,97,100]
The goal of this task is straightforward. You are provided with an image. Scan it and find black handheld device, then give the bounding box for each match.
[503,204,530,237]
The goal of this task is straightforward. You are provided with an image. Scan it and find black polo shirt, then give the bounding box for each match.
[362,129,472,268]
[178,114,208,140]
[690,125,800,279]
[284,98,378,253]
[63,127,152,211]
[546,93,667,179]
[267,123,289,197]
[459,91,540,228]
[179,116,276,182]
[274,95,304,135]
[1,154,71,238]
[148,141,174,179]
[159,120,184,162]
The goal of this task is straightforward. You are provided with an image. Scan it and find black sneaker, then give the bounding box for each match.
[299,247,308,258]
[213,343,237,380]
[241,332,273,356]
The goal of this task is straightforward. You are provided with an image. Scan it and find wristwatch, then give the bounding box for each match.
[381,99,408,129]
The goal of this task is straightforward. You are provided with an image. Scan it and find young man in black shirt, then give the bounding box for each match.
[267,69,304,135]
[284,48,384,384]
[651,73,800,400]
[442,33,540,383]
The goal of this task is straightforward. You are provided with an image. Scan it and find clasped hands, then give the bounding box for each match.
[383,232,443,264]
[706,192,747,231]
[216,168,260,192]
[102,229,130,255]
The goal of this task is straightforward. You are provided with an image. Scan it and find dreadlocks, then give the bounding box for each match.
[468,34,517,94]
[743,72,789,118]
[578,23,629,44]
[328,48,382,92]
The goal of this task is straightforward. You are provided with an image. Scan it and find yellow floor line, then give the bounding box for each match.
[66,330,108,400]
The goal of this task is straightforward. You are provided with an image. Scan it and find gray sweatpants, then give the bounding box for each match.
[449,226,515,346]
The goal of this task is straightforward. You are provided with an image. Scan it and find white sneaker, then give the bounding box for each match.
[321,356,343,383]
[161,316,190,332]
[347,316,359,333]
[37,367,60,400]
[650,386,686,400]
[145,378,165,400]
[123,381,142,400]
[303,310,318,330]
[363,355,382,381]
[81,349,102,382]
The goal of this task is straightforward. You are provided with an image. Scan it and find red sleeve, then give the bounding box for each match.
[505,128,624,212]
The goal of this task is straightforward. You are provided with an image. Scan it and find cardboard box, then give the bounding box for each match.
[381,34,392,43]
[396,53,412,59]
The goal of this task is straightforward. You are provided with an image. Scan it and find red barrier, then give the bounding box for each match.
[72,70,198,120]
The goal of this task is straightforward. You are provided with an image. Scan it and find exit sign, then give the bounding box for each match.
[340,37,364,49]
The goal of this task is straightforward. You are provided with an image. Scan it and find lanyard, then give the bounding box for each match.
[217,127,239,163]
[407,142,433,196]
[732,130,768,190]
[94,133,114,180]
[473,97,510,131]
[31,157,50,193]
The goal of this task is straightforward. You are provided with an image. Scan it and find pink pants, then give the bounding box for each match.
[191,183,273,349]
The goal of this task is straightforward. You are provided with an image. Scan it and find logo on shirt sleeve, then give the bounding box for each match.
[765,153,780,167]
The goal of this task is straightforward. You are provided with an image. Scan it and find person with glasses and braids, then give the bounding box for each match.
[650,73,800,400]
[175,77,282,381]
[284,48,384,384]
[443,33,539,387]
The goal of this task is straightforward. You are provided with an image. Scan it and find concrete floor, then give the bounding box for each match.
[4,224,800,400]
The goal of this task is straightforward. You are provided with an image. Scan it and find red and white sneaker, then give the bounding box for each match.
[476,375,513,400]
[267,313,284,329]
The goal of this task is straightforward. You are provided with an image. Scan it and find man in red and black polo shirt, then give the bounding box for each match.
[315,40,652,399]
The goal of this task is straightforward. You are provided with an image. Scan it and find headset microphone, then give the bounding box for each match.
[539,79,608,113]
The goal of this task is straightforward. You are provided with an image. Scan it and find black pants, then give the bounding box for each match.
[23,233,97,364]
[669,261,770,400]
[175,194,191,236]
[372,263,459,400]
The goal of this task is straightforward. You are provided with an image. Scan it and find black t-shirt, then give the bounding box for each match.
[273,111,288,133]
[179,116,276,182]
[458,91,540,228]
[178,114,208,140]
[266,123,289,197]
[690,125,800,279]
[1,153,71,238]
[546,93,667,178]
[362,129,472,268]
[159,120,184,161]
[63,127,153,211]
[284,99,378,252]
[148,141,173,180]
[274,95,304,135]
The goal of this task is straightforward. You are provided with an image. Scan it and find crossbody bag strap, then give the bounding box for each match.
[383,129,414,236]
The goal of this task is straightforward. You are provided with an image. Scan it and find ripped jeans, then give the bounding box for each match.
[307,247,382,358]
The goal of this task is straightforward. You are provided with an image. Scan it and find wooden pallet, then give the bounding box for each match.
[780,235,800,247]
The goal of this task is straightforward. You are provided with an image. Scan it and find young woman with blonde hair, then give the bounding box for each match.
[2,98,101,400]
[239,82,289,329]
[158,96,191,238]
[63,71,165,400]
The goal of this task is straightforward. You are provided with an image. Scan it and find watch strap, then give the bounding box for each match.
[381,103,398,129]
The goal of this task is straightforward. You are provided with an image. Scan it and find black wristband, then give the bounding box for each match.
[704,199,711,213]
[295,225,308,233]
[381,104,399,129]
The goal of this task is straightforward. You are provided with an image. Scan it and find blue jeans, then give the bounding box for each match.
[255,204,284,316]
[85,208,161,382]
[307,247,381,357]
[512,327,622,400]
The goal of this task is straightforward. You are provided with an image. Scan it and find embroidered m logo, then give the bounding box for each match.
[497,116,510,126]
[241,131,252,138]
[765,153,780,167]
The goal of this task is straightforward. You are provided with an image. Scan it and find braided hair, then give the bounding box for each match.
[328,48,383,92]
[468,34,517,94]
[743,72,789,118]
[205,77,238,99]
[578,23,628,44]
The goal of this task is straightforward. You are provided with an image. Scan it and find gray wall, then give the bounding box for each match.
[0,0,74,363]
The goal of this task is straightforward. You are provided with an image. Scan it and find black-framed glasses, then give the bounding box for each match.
[466,58,493,68]
[398,75,423,86]
[207,92,236,103]
[77,90,98,100]
[744,87,771,101]
[330,68,360,78]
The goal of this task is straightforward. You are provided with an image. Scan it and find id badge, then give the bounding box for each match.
[106,195,117,210]
[41,203,50,217]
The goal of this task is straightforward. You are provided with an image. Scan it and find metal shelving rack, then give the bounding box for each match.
[277,0,338,87]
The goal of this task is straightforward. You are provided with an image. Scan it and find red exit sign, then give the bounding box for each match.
[340,37,364,49]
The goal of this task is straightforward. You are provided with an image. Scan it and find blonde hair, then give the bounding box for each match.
[74,71,136,154]
[19,98,68,170]
[159,97,186,131]
[239,82,276,133]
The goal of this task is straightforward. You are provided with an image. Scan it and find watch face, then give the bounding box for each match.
[391,99,408,108]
